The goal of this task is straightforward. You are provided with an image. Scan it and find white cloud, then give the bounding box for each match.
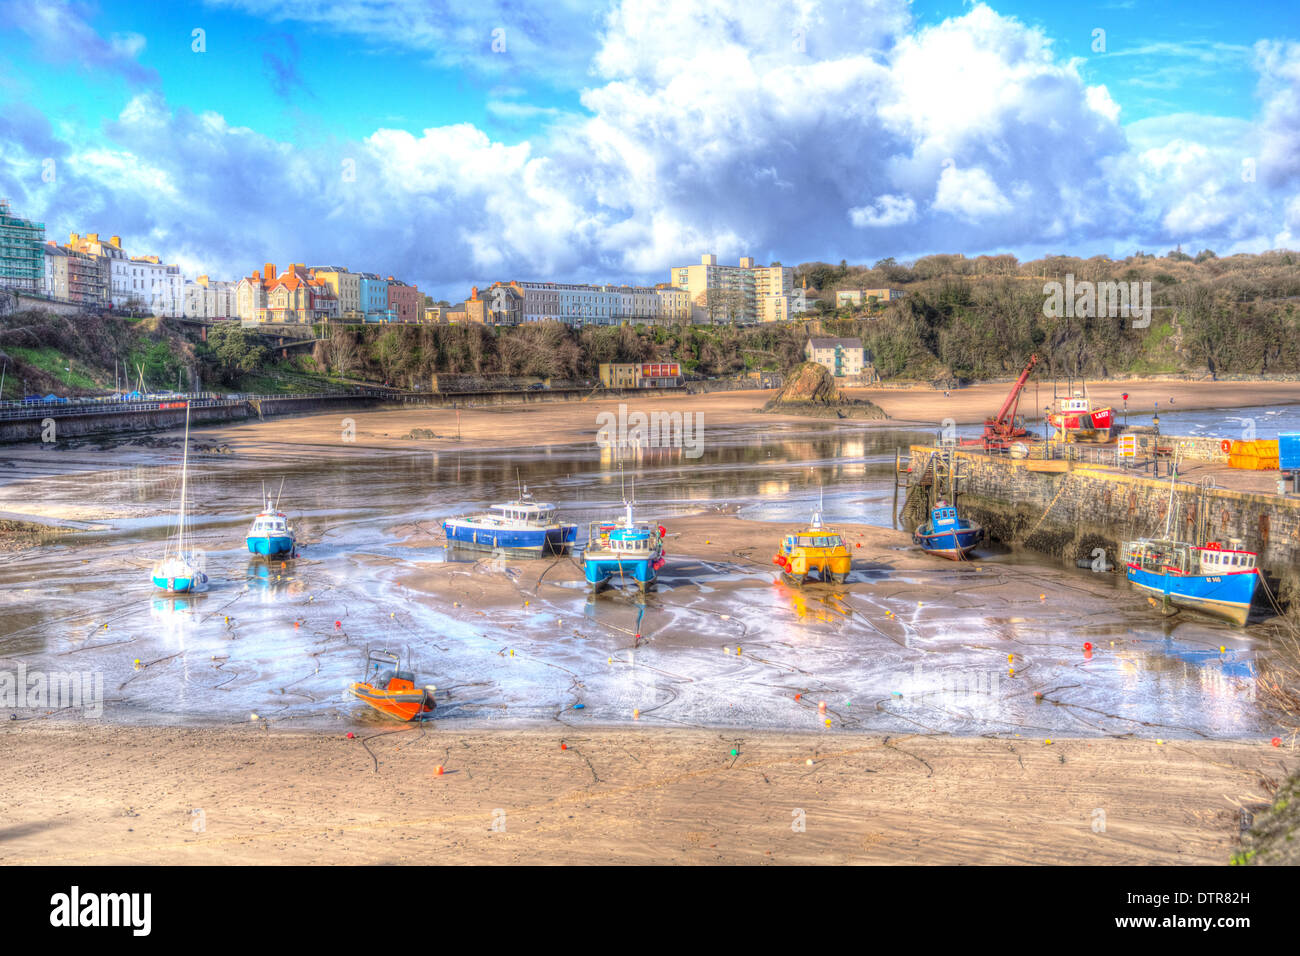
[849,194,916,228]
[5,0,1299,299]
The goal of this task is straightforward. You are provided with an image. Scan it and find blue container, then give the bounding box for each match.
[1279,433,1300,471]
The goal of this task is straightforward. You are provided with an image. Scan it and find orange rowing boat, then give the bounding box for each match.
[348,650,435,721]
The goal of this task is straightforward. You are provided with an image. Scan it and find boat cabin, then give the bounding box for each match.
[784,533,845,550]
[251,514,288,534]
[489,501,555,526]
[929,503,961,531]
[1198,542,1256,573]
[1059,396,1090,413]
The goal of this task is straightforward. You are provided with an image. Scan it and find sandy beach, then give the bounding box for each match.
[0,723,1284,865]
[3,380,1298,866]
[161,379,1300,459]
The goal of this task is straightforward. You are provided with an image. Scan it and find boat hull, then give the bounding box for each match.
[443,521,577,554]
[583,555,662,589]
[1049,407,1114,433]
[1125,565,1258,626]
[152,571,207,594]
[246,534,295,556]
[348,683,435,721]
[913,523,983,560]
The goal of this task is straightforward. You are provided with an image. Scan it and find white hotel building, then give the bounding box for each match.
[508,281,690,326]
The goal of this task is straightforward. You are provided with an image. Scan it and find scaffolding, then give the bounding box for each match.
[0,199,45,294]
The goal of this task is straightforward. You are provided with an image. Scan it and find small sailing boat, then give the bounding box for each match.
[772,503,851,586]
[443,484,577,555]
[246,481,295,557]
[582,498,666,591]
[912,499,984,560]
[151,404,209,594]
[348,649,435,721]
[1121,451,1260,625]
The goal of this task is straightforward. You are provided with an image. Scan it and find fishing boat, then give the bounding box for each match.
[912,499,984,560]
[1121,538,1259,626]
[151,405,208,594]
[348,649,436,721]
[582,500,666,591]
[443,487,577,555]
[772,509,851,585]
[1120,453,1259,625]
[1048,389,1114,442]
[245,487,295,557]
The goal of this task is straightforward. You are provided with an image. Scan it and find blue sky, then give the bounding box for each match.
[1,0,1297,299]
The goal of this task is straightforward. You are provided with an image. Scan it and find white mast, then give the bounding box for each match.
[177,404,191,559]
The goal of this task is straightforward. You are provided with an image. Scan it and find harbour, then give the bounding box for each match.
[0,396,1284,742]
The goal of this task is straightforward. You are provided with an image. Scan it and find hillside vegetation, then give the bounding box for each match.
[4,249,1298,396]
[796,248,1300,383]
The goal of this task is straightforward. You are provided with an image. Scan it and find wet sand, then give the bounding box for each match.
[0,722,1283,865]
[112,379,1300,460]
[3,394,1296,864]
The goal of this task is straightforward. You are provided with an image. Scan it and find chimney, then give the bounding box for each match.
[701,253,716,266]
[88,233,99,243]
[110,236,121,248]
[471,286,479,300]
[264,263,276,281]
[69,232,79,244]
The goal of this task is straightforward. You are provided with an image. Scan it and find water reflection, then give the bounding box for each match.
[0,420,1280,738]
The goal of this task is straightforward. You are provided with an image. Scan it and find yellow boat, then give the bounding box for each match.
[772,511,851,586]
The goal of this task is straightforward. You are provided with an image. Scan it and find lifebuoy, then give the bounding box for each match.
[1220,439,1232,454]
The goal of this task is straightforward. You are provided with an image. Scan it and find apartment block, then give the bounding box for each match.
[670,253,806,324]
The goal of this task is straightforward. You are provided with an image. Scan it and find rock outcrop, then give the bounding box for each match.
[760,363,888,420]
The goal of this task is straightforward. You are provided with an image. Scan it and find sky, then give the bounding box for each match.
[0,0,1297,300]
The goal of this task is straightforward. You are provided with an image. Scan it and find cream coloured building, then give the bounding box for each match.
[670,254,806,324]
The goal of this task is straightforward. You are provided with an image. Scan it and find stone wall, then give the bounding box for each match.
[908,444,1300,611]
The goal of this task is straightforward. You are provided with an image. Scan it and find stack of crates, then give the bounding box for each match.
[1228,439,1280,470]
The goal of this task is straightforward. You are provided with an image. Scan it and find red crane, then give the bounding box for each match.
[959,353,1039,450]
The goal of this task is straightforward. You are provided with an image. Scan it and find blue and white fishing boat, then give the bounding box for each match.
[912,499,983,560]
[1120,452,1259,625]
[246,491,295,557]
[151,405,208,594]
[1121,538,1259,626]
[442,488,577,555]
[582,501,666,591]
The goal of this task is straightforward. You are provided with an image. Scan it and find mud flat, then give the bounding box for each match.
[0,722,1285,865]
